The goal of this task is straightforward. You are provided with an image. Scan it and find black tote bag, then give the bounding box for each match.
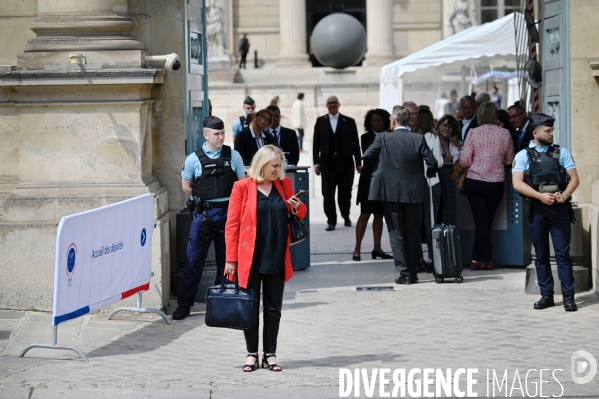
[279,180,308,246]
[205,274,255,330]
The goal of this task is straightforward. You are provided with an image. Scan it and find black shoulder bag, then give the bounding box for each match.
[279,180,308,246]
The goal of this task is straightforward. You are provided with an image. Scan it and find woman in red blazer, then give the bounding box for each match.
[225,145,307,373]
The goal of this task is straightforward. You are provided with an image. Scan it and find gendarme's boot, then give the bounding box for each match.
[563,295,578,312]
[534,295,555,309]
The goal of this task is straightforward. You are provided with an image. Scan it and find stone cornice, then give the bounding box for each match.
[0,68,165,86]
[24,13,144,52]
[590,60,599,77]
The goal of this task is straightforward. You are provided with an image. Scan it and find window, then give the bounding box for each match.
[480,0,515,24]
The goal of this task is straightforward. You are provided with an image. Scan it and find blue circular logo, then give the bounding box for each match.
[140,228,147,246]
[66,244,77,276]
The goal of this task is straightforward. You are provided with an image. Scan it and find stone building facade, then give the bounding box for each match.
[1,0,597,311]
[208,0,519,143]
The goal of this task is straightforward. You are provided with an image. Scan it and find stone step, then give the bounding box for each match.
[525,263,591,294]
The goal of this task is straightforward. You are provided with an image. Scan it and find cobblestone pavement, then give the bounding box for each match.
[1,147,598,398]
[1,260,598,398]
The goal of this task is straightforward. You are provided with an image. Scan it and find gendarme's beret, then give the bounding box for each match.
[203,116,224,130]
[530,112,555,128]
[243,96,255,105]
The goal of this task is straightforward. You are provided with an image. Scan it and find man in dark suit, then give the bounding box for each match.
[508,104,534,152]
[459,95,478,142]
[266,105,300,165]
[363,105,437,285]
[234,108,274,165]
[313,95,362,231]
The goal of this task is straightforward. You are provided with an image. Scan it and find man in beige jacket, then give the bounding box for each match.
[291,93,307,152]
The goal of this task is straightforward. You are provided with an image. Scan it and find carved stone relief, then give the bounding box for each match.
[448,0,478,35]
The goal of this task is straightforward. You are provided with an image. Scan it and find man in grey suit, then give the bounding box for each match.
[363,105,437,285]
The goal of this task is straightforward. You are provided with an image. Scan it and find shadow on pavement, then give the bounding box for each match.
[287,262,523,292]
[283,352,401,369]
[85,318,198,359]
[283,301,330,311]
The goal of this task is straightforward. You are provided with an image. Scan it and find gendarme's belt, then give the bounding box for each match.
[538,184,560,194]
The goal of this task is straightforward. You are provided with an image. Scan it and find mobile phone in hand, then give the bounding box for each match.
[294,190,308,199]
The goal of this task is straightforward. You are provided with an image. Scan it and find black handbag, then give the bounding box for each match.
[205,274,255,330]
[279,180,308,246]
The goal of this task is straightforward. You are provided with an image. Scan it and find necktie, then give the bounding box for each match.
[272,130,278,143]
[518,129,525,148]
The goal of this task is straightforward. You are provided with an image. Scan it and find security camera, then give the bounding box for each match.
[145,53,181,71]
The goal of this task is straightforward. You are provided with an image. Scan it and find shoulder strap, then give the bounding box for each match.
[525,147,540,165]
[221,145,232,160]
[550,144,561,168]
[278,179,288,200]
[278,180,292,212]
[194,148,209,163]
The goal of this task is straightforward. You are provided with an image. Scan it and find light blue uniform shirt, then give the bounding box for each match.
[512,141,576,173]
[182,144,245,202]
[232,117,244,137]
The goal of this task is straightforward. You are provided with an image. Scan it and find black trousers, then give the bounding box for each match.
[528,202,575,296]
[178,209,226,307]
[321,157,354,225]
[239,53,247,68]
[384,202,422,278]
[297,128,304,150]
[243,269,286,354]
[464,178,504,263]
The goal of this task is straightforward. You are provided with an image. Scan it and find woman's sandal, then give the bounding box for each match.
[262,353,282,372]
[242,353,259,372]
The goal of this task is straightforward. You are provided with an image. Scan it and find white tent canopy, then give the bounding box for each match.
[379,13,522,111]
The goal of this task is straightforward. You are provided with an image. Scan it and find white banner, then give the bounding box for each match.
[53,194,155,325]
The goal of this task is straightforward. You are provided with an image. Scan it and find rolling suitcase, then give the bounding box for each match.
[429,185,463,284]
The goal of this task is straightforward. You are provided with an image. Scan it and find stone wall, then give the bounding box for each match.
[129,0,187,211]
[0,1,38,66]
[0,1,38,221]
[569,0,599,297]
[392,0,443,57]
[232,0,280,65]
[0,0,178,310]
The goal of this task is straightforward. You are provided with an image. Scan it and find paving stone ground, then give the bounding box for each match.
[1,147,598,398]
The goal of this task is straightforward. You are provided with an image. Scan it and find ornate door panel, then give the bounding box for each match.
[184,0,209,154]
[542,0,570,148]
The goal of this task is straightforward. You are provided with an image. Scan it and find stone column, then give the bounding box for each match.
[24,0,143,53]
[0,0,170,311]
[364,0,395,66]
[277,0,311,67]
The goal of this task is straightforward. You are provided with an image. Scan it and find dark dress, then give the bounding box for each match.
[252,188,288,273]
[356,129,384,215]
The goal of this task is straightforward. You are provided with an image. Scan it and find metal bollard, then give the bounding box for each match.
[254,50,258,68]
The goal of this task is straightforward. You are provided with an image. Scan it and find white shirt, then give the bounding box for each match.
[461,115,475,141]
[423,132,445,186]
[329,113,339,133]
[249,125,265,148]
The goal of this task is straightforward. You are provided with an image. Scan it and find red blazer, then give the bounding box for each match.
[225,177,307,289]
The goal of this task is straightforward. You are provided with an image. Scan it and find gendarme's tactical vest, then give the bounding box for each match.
[239,116,249,130]
[192,145,237,200]
[523,145,569,192]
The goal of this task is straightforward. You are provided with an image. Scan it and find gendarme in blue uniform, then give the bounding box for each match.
[177,130,245,311]
[513,125,577,303]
